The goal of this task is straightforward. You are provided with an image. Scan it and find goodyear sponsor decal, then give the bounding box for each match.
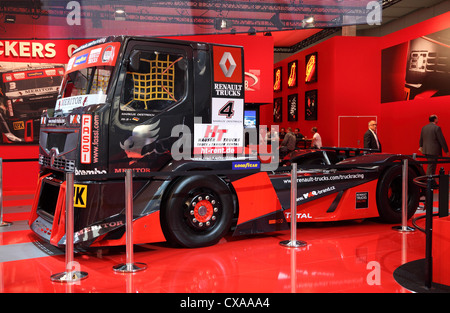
[232,161,260,170]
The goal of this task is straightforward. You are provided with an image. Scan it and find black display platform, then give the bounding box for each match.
[393,258,450,293]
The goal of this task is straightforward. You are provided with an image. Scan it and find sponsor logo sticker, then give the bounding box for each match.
[232,161,260,170]
[74,184,87,208]
[80,114,92,164]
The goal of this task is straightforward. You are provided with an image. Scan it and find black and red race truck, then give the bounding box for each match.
[29,36,424,249]
[0,65,64,143]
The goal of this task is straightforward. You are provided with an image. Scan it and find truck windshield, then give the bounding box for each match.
[62,66,113,98]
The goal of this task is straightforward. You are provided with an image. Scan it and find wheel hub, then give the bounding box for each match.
[194,201,213,223]
[188,194,219,229]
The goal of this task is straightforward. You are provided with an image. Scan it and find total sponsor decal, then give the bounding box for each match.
[284,211,313,221]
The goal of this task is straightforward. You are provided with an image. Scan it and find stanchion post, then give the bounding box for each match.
[0,158,12,227]
[393,159,415,232]
[424,176,434,289]
[113,169,147,273]
[51,172,88,283]
[438,168,449,218]
[280,163,307,248]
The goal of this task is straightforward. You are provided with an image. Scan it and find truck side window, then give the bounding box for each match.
[121,50,186,113]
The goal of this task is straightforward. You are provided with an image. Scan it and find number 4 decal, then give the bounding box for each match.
[218,101,235,118]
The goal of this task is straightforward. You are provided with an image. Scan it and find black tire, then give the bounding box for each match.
[376,164,420,223]
[161,175,235,248]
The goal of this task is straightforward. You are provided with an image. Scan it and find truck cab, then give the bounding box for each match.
[0,65,64,143]
[30,36,250,248]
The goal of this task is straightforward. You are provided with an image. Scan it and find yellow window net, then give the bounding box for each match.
[128,54,182,109]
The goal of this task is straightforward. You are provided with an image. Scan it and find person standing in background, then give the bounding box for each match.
[310,127,322,149]
[364,120,381,152]
[419,114,449,175]
[279,127,296,158]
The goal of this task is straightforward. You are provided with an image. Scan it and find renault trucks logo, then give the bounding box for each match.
[213,46,242,83]
[81,114,92,164]
[219,52,236,78]
[213,46,243,99]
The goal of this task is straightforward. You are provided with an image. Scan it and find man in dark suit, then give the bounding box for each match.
[419,115,449,175]
[364,120,381,152]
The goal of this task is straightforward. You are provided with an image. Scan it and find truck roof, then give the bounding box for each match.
[0,64,65,74]
[72,35,242,56]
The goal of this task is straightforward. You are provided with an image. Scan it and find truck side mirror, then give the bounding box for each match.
[127,50,141,72]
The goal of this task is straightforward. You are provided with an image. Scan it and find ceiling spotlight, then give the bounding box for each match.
[269,13,284,30]
[214,18,232,30]
[304,16,315,24]
[302,15,315,28]
[114,7,126,21]
[248,26,256,35]
[4,15,15,24]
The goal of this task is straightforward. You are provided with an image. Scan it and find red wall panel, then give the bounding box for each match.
[267,11,450,158]
[379,12,450,158]
[1,145,39,192]
[264,36,380,148]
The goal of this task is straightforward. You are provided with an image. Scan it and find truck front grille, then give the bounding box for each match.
[39,154,75,172]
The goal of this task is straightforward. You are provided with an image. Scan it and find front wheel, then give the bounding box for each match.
[161,175,235,248]
[376,164,420,223]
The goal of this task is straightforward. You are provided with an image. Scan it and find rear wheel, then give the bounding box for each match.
[161,175,234,248]
[376,164,420,223]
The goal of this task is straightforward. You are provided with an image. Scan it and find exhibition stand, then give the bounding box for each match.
[5,153,441,292]
[393,162,450,292]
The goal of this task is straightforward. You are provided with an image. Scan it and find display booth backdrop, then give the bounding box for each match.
[261,35,381,148]
[263,11,450,169]
[0,34,272,191]
[0,39,90,191]
[3,11,450,190]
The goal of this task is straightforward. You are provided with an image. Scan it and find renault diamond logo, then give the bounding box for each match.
[219,52,236,78]
[50,148,59,168]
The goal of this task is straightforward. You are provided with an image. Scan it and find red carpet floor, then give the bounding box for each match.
[0,191,434,293]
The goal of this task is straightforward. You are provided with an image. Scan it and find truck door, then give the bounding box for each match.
[109,41,193,174]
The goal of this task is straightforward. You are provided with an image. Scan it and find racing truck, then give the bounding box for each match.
[29,36,424,249]
[0,65,64,143]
